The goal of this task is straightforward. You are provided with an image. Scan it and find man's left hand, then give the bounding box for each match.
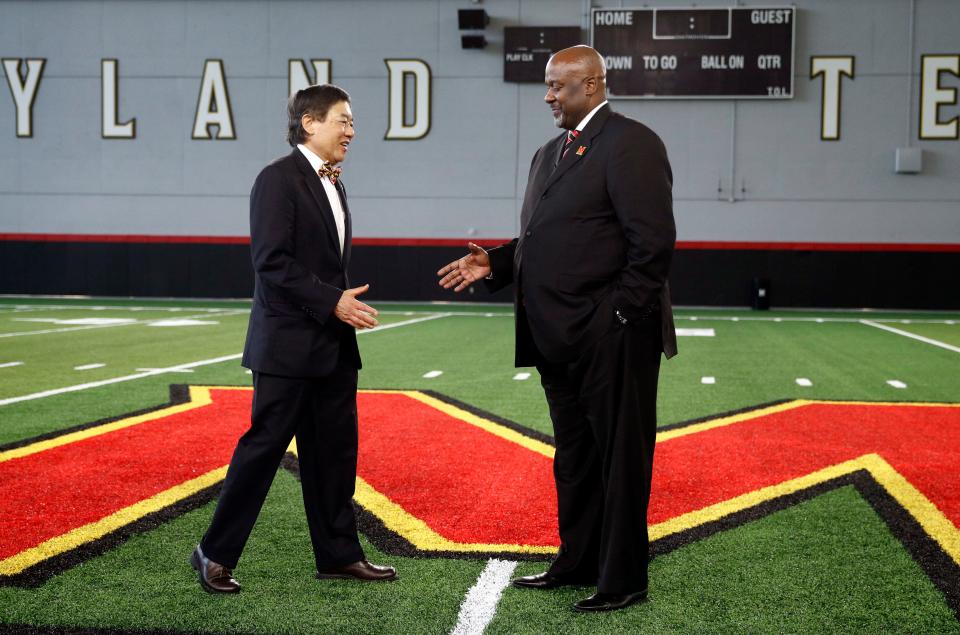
[437,242,491,292]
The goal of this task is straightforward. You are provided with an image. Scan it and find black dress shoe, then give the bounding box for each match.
[573,590,648,612]
[511,571,594,590]
[190,545,240,594]
[316,559,397,582]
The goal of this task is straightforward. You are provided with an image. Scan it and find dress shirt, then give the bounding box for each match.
[297,143,346,255]
[574,100,608,132]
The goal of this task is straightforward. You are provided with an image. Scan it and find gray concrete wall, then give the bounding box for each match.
[1,0,958,244]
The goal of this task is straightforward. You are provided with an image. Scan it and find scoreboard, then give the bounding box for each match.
[504,26,582,83]
[591,7,795,99]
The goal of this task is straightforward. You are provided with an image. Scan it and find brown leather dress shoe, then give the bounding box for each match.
[316,559,397,582]
[190,545,241,593]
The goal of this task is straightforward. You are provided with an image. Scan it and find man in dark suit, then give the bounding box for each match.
[438,46,676,612]
[191,84,397,593]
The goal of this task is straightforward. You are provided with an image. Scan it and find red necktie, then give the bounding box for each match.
[560,129,580,161]
[318,164,342,184]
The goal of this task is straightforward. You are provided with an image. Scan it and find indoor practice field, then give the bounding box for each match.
[0,297,958,634]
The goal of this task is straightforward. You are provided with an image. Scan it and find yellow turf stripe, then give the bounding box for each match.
[657,399,960,444]
[0,465,228,576]
[648,453,960,566]
[0,386,235,464]
[4,386,956,568]
[394,390,555,459]
[814,400,960,408]
[138,391,960,567]
[293,398,554,554]
[864,454,960,565]
[656,400,809,442]
[353,476,556,555]
[649,455,869,540]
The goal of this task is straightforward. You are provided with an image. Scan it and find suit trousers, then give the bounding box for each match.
[536,315,662,594]
[200,363,365,570]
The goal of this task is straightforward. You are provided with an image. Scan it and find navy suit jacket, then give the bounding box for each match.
[486,105,677,366]
[241,149,360,378]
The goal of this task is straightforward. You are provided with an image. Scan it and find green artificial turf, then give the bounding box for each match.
[0,297,958,634]
[491,487,960,634]
[0,470,483,634]
[893,322,960,348]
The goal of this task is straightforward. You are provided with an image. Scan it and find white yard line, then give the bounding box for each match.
[676,315,960,324]
[0,303,513,320]
[3,303,960,324]
[0,309,248,338]
[887,380,908,389]
[450,559,518,635]
[74,363,106,371]
[0,361,25,369]
[676,328,715,337]
[0,303,240,312]
[423,370,444,379]
[393,311,960,325]
[364,313,451,332]
[0,323,144,338]
[513,372,531,381]
[701,376,716,385]
[860,319,960,354]
[0,353,243,407]
[0,312,446,407]
[795,378,813,387]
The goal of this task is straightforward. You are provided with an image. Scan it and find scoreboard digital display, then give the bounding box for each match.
[590,7,795,99]
[504,26,582,83]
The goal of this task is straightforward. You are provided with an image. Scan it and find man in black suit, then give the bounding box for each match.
[438,46,676,612]
[191,84,397,593]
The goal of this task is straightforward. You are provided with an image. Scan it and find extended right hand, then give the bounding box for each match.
[334,284,379,329]
[437,242,491,292]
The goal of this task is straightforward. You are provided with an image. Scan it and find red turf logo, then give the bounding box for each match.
[0,386,957,614]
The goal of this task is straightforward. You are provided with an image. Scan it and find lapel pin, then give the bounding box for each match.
[576,146,587,156]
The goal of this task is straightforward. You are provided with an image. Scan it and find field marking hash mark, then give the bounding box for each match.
[0,315,448,407]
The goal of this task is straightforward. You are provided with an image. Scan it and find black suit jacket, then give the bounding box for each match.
[241,149,360,378]
[487,105,677,366]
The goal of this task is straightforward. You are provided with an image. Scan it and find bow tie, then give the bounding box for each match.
[318,164,342,184]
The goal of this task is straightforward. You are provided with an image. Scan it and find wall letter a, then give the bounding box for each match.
[192,60,235,140]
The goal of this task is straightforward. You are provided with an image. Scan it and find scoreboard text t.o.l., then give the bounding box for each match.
[591,7,795,99]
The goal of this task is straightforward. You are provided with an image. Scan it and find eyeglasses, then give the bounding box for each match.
[333,118,356,132]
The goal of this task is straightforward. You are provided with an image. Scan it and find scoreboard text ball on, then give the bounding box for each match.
[591,7,796,99]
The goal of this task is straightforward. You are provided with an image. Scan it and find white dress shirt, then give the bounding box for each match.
[574,100,608,132]
[556,101,609,165]
[297,143,346,255]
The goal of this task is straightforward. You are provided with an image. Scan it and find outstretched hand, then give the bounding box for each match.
[335,284,379,329]
[437,242,491,292]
